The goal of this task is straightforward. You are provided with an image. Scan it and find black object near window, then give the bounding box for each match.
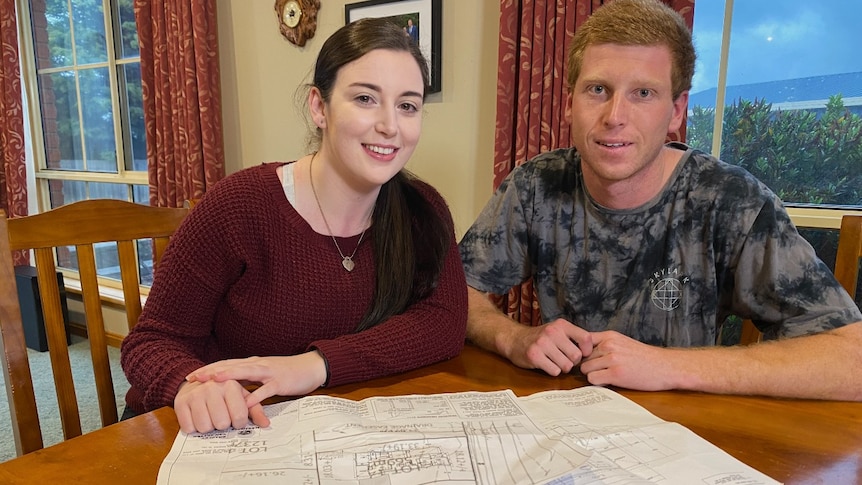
[14,265,71,352]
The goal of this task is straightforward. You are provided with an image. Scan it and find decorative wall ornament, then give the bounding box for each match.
[275,0,321,47]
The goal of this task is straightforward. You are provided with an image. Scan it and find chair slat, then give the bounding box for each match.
[76,243,119,426]
[739,319,762,345]
[117,240,144,331]
[34,247,82,441]
[834,215,862,298]
[153,236,172,270]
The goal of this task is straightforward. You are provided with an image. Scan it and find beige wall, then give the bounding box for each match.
[216,0,500,237]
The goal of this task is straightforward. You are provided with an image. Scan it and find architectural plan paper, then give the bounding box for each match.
[156,386,781,485]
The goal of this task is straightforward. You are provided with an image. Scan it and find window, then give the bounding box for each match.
[20,0,155,285]
[688,1,862,231]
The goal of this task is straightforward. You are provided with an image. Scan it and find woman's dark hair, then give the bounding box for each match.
[313,17,430,104]
[312,18,449,332]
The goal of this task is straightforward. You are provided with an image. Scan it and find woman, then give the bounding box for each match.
[120,18,467,434]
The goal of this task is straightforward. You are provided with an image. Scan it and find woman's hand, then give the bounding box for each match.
[173,379,270,434]
[186,350,329,408]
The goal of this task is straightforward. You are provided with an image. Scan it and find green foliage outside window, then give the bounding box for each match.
[687,95,862,207]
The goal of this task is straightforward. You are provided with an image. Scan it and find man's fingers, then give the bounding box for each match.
[554,321,593,358]
[524,341,576,375]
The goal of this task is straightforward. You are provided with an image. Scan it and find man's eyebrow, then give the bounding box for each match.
[577,76,665,88]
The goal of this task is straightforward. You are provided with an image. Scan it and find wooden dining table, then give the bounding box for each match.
[0,344,859,484]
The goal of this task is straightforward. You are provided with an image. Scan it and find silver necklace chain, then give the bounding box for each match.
[308,154,369,272]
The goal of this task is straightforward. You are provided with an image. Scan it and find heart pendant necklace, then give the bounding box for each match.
[308,154,369,272]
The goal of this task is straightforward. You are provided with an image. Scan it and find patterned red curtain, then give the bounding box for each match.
[134,0,225,208]
[492,0,694,325]
[0,0,29,265]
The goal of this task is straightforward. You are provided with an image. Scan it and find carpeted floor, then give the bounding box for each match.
[0,335,130,462]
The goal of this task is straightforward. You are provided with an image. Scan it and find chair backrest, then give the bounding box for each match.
[0,199,189,456]
[739,214,862,345]
[833,215,862,299]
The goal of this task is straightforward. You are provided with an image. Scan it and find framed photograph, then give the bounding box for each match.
[345,0,442,93]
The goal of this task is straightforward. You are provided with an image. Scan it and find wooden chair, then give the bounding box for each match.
[0,199,190,456]
[739,214,862,345]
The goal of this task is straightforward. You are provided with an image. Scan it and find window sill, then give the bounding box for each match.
[62,276,149,308]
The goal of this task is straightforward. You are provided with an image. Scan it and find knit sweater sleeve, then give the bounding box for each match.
[310,183,468,387]
[120,171,255,412]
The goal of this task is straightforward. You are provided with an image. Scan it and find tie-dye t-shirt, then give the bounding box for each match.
[459,144,861,347]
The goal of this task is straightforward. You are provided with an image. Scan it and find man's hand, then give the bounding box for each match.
[466,287,593,376]
[502,318,594,376]
[579,331,677,391]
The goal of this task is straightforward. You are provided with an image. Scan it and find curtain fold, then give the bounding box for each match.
[0,0,29,265]
[134,0,225,208]
[492,0,694,325]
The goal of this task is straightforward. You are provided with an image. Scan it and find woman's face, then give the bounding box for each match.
[311,49,424,192]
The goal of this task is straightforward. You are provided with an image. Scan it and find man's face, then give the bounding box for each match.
[567,43,688,204]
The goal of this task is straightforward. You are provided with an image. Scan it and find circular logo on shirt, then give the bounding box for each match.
[651,277,683,311]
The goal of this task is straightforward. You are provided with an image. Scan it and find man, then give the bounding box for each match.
[406,18,419,44]
[459,0,862,401]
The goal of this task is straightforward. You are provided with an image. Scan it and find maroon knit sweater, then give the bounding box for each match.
[120,162,467,413]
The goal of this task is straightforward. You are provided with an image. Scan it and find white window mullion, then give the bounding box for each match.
[710,0,733,158]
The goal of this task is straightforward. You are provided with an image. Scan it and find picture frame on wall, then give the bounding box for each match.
[344,0,442,94]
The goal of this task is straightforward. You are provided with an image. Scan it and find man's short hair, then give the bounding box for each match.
[566,0,696,100]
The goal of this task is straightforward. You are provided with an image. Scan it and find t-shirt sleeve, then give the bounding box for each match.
[459,164,536,295]
[729,196,862,339]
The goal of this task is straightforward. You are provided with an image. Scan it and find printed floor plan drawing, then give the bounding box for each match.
[157,387,780,485]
